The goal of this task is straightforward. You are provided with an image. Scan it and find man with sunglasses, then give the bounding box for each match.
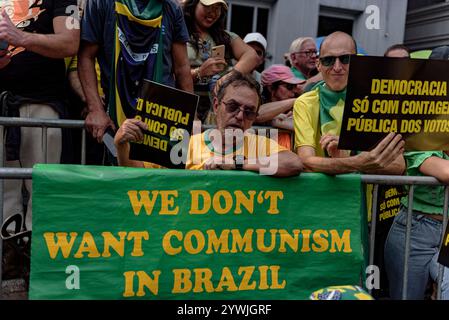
[114,71,303,177]
[293,31,405,175]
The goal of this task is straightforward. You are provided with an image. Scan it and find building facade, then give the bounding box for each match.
[226,0,409,64]
[405,0,449,50]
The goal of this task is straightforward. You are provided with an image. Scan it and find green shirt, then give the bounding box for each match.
[187,30,238,71]
[291,67,307,80]
[402,151,449,214]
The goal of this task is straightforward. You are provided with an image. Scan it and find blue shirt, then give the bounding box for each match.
[81,0,189,96]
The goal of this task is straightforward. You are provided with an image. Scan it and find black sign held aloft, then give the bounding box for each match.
[339,56,449,151]
[129,80,199,168]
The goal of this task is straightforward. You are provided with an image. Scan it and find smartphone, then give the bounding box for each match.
[211,45,225,60]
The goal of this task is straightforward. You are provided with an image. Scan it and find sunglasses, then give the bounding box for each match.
[278,82,297,91]
[222,100,258,120]
[319,54,351,67]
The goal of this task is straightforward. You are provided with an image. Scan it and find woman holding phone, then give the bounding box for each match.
[183,0,258,123]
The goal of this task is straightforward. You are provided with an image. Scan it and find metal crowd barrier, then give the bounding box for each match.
[362,175,448,300]
[0,117,86,298]
[1,118,448,300]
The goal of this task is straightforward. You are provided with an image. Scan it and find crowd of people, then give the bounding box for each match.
[1,0,449,300]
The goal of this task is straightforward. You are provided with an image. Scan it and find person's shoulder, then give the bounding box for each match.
[164,0,183,13]
[296,87,320,108]
[83,0,113,13]
[245,132,286,153]
[226,30,240,40]
[85,0,111,7]
[405,151,444,159]
[190,132,206,144]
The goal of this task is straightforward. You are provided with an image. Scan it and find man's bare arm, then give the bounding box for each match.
[114,119,146,168]
[256,98,295,123]
[68,69,86,102]
[0,12,79,58]
[241,150,303,177]
[420,155,449,184]
[78,40,115,141]
[172,42,193,93]
[298,146,360,174]
[297,133,405,175]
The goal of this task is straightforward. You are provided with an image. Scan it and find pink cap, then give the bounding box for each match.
[261,65,305,86]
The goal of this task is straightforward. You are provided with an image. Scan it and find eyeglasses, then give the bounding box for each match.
[296,50,318,58]
[319,54,351,67]
[221,100,258,120]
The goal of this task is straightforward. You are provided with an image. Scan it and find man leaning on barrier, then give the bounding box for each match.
[114,71,303,177]
[293,31,405,175]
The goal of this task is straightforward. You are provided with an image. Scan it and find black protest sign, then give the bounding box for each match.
[438,222,449,267]
[129,80,199,168]
[371,185,406,299]
[376,186,405,225]
[339,55,449,151]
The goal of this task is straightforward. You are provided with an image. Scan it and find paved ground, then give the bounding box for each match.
[1,279,28,300]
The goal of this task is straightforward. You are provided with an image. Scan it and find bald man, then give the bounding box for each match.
[293,31,405,175]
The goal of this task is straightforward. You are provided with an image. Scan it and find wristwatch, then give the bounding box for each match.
[234,155,245,170]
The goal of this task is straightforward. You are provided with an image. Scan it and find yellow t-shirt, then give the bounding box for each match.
[186,130,287,170]
[293,88,324,156]
[293,87,344,157]
[65,56,104,97]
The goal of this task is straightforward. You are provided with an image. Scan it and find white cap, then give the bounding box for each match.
[243,32,267,51]
[199,0,228,10]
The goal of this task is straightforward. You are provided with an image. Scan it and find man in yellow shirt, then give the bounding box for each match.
[293,31,405,175]
[114,71,302,177]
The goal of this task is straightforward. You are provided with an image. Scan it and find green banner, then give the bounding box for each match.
[29,164,366,300]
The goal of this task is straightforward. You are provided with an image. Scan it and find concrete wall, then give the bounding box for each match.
[228,0,408,65]
[268,0,320,65]
[405,2,449,50]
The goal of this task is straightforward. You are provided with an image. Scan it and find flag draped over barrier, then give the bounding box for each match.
[29,164,366,300]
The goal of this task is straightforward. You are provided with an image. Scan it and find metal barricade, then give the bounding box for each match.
[0,117,86,298]
[363,175,449,300]
[1,120,448,299]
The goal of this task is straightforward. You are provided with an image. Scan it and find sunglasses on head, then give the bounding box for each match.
[319,54,351,67]
[222,100,258,120]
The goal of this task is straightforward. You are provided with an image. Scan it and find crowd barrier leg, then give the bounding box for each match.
[368,184,379,296]
[402,185,415,300]
[437,187,449,299]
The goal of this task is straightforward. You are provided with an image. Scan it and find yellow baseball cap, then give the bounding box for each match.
[199,0,228,10]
